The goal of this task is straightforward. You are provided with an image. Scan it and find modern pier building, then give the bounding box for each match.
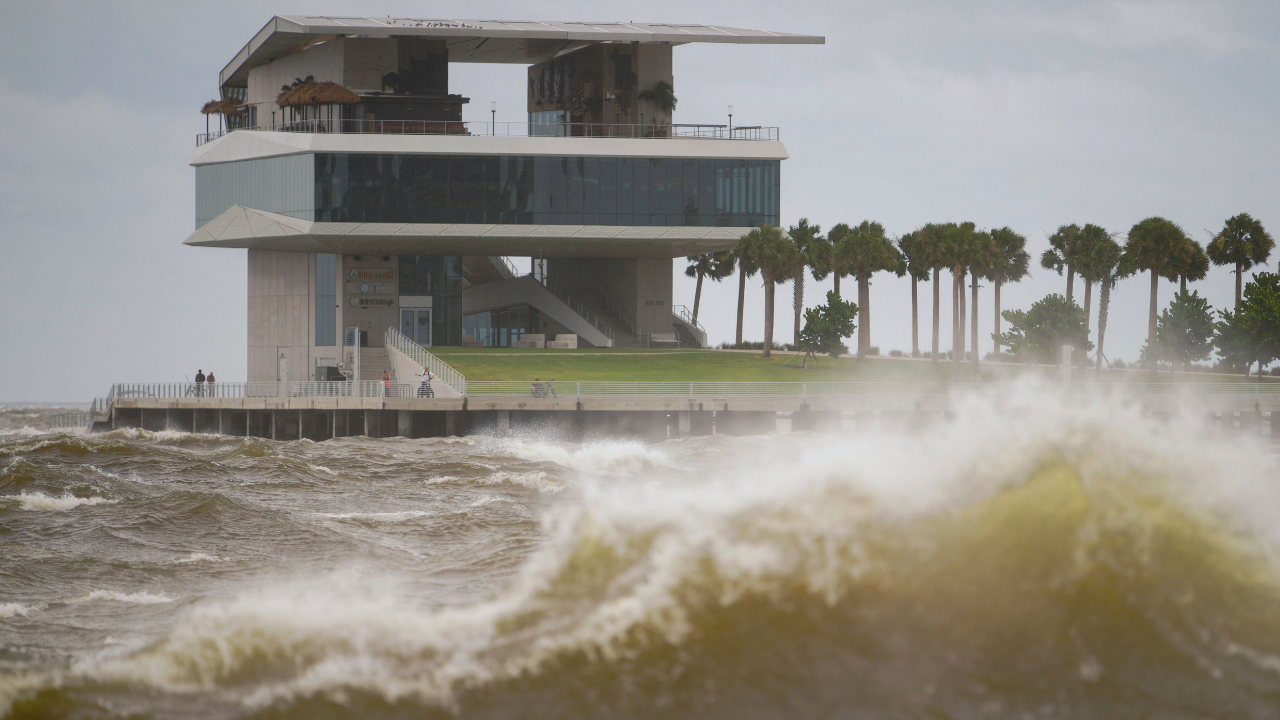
[188,16,820,386]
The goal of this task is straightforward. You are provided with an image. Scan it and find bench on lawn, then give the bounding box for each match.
[546,334,578,349]
[648,332,680,348]
[513,334,545,349]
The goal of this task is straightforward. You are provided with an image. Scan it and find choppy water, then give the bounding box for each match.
[3,389,1280,719]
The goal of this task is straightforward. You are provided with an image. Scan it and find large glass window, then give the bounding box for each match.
[313,154,779,228]
[399,255,464,346]
[314,253,337,346]
[463,305,542,348]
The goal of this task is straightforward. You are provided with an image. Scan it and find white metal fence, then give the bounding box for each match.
[384,328,467,395]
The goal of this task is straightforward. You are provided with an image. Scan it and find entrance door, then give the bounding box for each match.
[400,309,432,347]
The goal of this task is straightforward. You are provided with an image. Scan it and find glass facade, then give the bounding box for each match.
[463,306,543,348]
[314,154,779,227]
[314,253,337,346]
[398,255,464,346]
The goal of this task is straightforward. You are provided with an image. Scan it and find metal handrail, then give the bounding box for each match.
[384,327,467,395]
[672,305,706,333]
[541,278,616,345]
[196,119,781,146]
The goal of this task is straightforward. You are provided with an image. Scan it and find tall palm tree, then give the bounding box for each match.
[833,220,905,359]
[967,230,995,367]
[1165,238,1208,294]
[1207,213,1274,309]
[1080,235,1127,374]
[684,251,735,325]
[737,224,798,359]
[786,218,826,347]
[1120,217,1189,368]
[916,223,949,365]
[942,222,977,367]
[824,223,851,297]
[985,227,1030,357]
[1041,224,1084,302]
[1071,224,1111,338]
[897,229,934,357]
[731,245,759,346]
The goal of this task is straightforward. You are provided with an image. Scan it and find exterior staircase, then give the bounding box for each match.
[358,346,394,382]
[673,322,701,348]
[558,283,644,348]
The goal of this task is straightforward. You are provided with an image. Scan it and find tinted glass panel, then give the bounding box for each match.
[311,154,779,227]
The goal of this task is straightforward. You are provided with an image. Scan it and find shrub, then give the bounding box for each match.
[888,349,905,358]
[867,346,880,356]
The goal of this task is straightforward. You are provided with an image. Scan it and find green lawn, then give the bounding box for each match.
[432,349,1071,383]
[429,348,1272,384]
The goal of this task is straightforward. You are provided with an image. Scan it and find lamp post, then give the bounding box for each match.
[728,104,733,137]
[491,101,496,135]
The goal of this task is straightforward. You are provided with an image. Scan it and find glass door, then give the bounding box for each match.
[401,309,432,347]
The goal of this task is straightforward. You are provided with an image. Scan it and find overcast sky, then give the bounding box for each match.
[2,0,1277,402]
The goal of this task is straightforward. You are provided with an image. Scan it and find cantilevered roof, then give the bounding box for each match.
[220,16,825,88]
[186,206,746,258]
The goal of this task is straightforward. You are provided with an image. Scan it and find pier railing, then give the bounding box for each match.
[105,381,430,400]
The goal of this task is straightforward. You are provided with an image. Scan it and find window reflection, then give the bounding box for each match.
[313,154,779,227]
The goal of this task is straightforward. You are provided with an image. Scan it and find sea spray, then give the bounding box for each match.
[4,384,1280,719]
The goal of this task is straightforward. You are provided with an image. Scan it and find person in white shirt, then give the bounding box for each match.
[416,368,436,397]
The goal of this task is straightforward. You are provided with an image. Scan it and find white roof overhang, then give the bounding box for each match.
[220,16,824,88]
[186,205,746,258]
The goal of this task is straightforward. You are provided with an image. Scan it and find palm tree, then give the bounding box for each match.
[985,227,1030,357]
[898,230,934,357]
[1069,224,1111,339]
[1165,238,1208,294]
[1081,235,1127,374]
[786,218,826,347]
[967,230,995,367]
[942,222,977,367]
[916,223,949,365]
[824,223,851,297]
[731,245,759,346]
[1207,213,1273,309]
[737,224,798,359]
[1041,224,1084,302]
[1120,217,1189,368]
[684,251,735,325]
[832,221,905,359]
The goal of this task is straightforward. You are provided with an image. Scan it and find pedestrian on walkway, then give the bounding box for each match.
[416,367,436,397]
[195,369,206,397]
[381,370,392,397]
[206,371,216,397]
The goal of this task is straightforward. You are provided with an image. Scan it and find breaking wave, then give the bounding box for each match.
[2,491,116,511]
[5,386,1280,719]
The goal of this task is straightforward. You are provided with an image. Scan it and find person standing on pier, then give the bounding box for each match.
[381,370,391,397]
[195,369,205,397]
[206,371,215,397]
[416,367,436,397]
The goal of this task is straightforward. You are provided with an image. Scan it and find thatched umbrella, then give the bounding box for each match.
[277,81,360,127]
[200,98,243,134]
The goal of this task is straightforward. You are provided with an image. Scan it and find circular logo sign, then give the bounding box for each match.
[349,269,359,279]
[360,283,370,293]
[349,297,360,306]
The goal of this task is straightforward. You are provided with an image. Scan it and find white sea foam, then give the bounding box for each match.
[171,553,229,565]
[0,602,41,618]
[482,470,565,493]
[317,510,433,522]
[0,426,45,437]
[502,439,670,474]
[74,590,173,605]
[5,492,117,511]
[51,383,1280,710]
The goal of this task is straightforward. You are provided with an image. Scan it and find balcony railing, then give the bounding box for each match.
[196,120,779,146]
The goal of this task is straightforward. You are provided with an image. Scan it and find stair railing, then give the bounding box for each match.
[342,327,361,396]
[541,278,616,344]
[385,327,467,395]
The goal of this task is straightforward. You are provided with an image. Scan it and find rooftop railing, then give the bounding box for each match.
[196,120,779,146]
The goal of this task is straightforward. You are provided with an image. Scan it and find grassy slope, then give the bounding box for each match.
[432,349,1073,383]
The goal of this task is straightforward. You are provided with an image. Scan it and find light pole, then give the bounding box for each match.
[727,104,733,137]
[491,101,496,135]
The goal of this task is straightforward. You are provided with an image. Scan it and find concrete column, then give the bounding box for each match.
[677,411,691,436]
[398,410,412,438]
[445,411,458,437]
[364,409,377,438]
[165,409,173,431]
[496,410,510,434]
[271,411,278,440]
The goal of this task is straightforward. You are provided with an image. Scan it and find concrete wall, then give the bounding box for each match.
[341,255,398,347]
[343,38,399,93]
[248,250,314,383]
[247,38,346,126]
[547,257,674,335]
[635,45,674,128]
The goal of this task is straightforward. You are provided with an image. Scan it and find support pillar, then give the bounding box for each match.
[445,411,459,437]
[398,410,412,438]
[496,410,510,434]
[364,409,377,438]
[677,411,691,436]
